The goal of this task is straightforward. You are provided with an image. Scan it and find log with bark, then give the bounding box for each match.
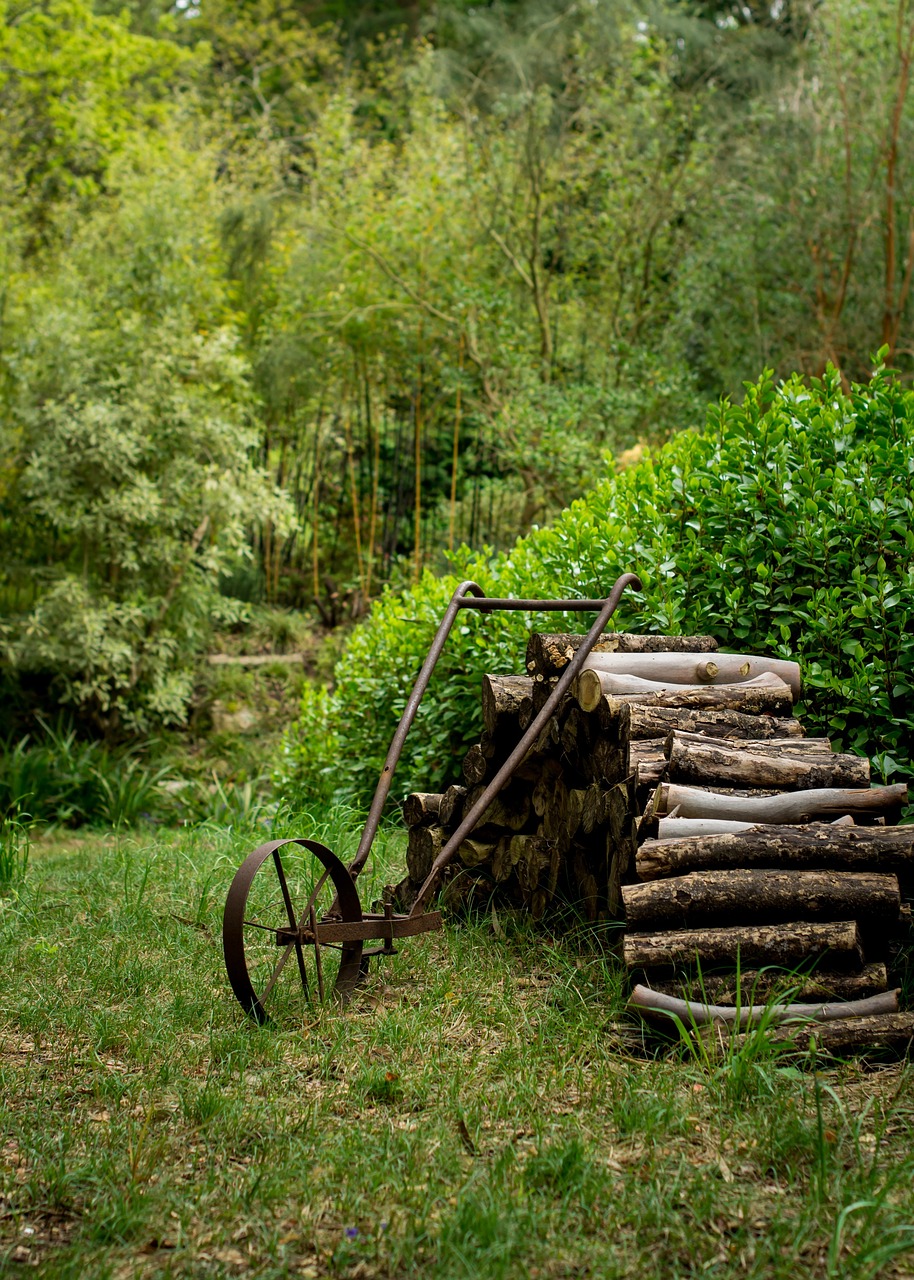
[655,815,854,840]
[627,705,804,742]
[627,982,898,1028]
[704,1013,914,1057]
[482,675,534,737]
[576,672,794,716]
[463,780,532,833]
[583,651,801,700]
[406,824,445,883]
[439,784,467,828]
[645,963,889,1004]
[402,792,443,827]
[651,782,907,825]
[666,732,870,791]
[636,822,914,881]
[623,919,864,972]
[525,631,718,678]
[622,869,901,930]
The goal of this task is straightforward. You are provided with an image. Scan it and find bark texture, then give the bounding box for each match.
[623,919,864,972]
[622,869,900,930]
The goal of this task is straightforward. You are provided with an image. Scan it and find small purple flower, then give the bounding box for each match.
[345,1227,358,1240]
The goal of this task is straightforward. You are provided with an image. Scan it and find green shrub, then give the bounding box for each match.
[280,362,914,806]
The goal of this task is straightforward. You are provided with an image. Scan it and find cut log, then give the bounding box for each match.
[623,919,864,972]
[670,732,833,756]
[656,815,854,840]
[439,784,467,828]
[636,822,914,881]
[645,963,889,1004]
[482,674,534,737]
[652,782,907,825]
[631,740,667,789]
[578,673,794,716]
[515,836,557,896]
[627,982,898,1028]
[457,837,498,868]
[464,781,532,833]
[622,869,901,930]
[584,651,801,699]
[666,732,869,791]
[406,825,445,883]
[627,705,804,742]
[707,1013,914,1057]
[402,792,443,827]
[525,631,718,678]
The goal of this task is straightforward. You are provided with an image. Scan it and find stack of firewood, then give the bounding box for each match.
[394,632,718,920]
[398,627,914,1048]
[595,645,914,1050]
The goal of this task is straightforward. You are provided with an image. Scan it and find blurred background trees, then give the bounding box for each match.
[3,0,914,737]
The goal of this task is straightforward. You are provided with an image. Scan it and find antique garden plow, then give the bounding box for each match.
[222,572,642,1022]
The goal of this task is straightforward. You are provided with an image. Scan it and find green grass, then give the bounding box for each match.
[2,813,914,1278]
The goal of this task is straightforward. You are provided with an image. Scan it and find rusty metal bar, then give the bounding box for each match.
[346,580,487,878]
[409,571,643,915]
[346,583,632,881]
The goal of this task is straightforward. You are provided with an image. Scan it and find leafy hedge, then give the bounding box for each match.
[280,364,914,808]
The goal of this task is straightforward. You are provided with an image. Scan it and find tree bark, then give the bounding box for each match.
[622,869,900,930]
[627,705,803,741]
[623,919,864,972]
[407,824,445,882]
[464,781,532,833]
[627,982,898,1028]
[482,674,534,736]
[656,815,854,840]
[636,822,914,881]
[525,631,717,678]
[632,740,667,789]
[645,963,889,1004]
[439,784,467,828]
[402,792,443,827]
[666,732,869,790]
[583,651,801,699]
[576,672,794,716]
[706,1013,914,1057]
[652,782,908,826]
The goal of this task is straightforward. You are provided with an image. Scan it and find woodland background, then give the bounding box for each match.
[2,0,914,823]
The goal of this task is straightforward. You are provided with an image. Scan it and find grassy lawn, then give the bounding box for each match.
[2,813,914,1279]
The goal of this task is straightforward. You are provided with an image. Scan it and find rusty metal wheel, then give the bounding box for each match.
[222,838,366,1024]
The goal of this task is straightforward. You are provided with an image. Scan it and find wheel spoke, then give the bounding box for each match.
[272,849,299,929]
[261,943,294,1002]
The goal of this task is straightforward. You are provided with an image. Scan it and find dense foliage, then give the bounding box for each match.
[4,0,914,742]
[281,363,914,805]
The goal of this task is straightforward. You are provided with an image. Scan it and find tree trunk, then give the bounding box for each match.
[402,792,443,827]
[627,982,898,1028]
[482,674,534,736]
[525,631,717,678]
[636,822,914,882]
[651,782,908,826]
[576,673,794,716]
[622,869,900,930]
[666,732,869,790]
[627,705,804,741]
[583,651,801,699]
[623,919,864,972]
